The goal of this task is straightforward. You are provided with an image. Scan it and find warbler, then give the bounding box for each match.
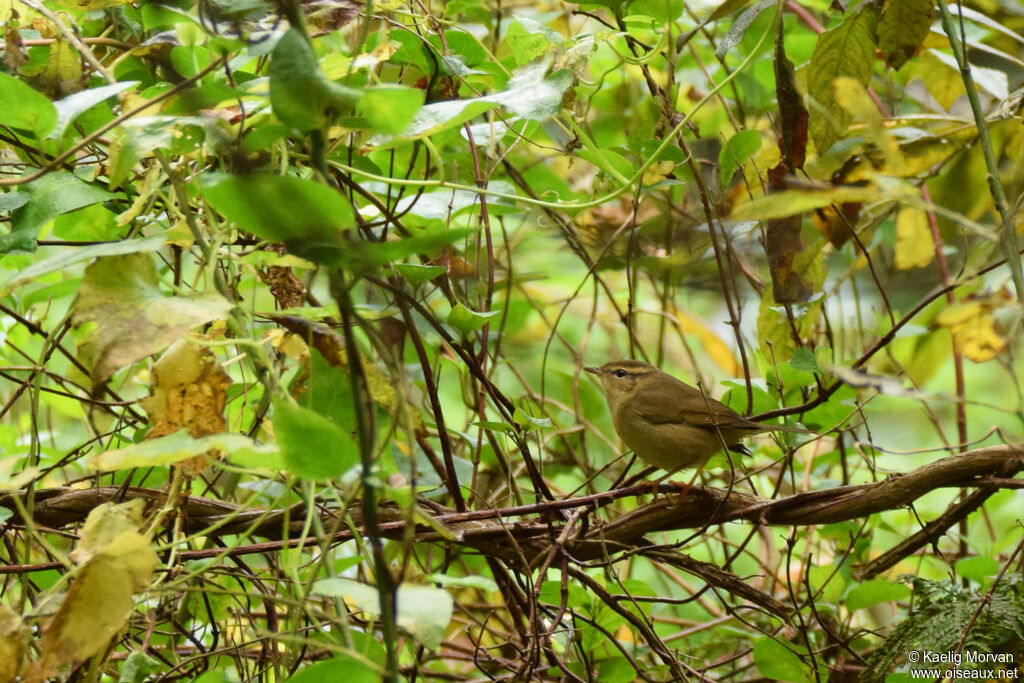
[586,359,807,472]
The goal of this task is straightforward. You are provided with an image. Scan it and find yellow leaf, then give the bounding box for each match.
[140,338,232,440]
[668,304,740,377]
[116,166,165,227]
[0,603,27,682]
[958,316,1004,362]
[731,183,883,222]
[163,219,195,248]
[894,208,933,269]
[915,50,966,110]
[831,76,878,123]
[935,300,1007,363]
[28,527,156,681]
[935,301,983,328]
[642,160,675,185]
[0,0,14,22]
[0,458,39,492]
[962,321,1003,362]
[73,254,233,384]
[36,38,86,98]
[831,76,901,173]
[68,499,146,565]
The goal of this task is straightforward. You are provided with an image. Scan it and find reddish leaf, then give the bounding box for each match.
[774,23,808,170]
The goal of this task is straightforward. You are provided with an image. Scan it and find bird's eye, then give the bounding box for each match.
[614,369,627,378]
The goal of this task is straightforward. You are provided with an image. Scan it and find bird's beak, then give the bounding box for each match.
[584,366,602,376]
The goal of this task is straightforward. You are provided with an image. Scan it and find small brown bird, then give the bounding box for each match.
[585,359,807,473]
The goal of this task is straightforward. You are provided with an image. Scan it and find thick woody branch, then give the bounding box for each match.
[2,444,1019,615]
[4,445,1019,547]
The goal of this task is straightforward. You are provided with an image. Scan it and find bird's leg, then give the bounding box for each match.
[671,465,705,507]
[648,469,677,499]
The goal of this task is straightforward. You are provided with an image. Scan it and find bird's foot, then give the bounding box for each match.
[670,468,704,507]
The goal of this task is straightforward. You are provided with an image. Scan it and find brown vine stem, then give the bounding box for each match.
[853,479,1004,580]
[5,444,1019,541]
[3,445,1017,624]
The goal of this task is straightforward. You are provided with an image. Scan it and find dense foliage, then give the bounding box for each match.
[1,0,1023,681]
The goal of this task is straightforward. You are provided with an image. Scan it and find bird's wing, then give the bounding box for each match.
[632,392,762,431]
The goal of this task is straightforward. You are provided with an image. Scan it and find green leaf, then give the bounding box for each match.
[731,184,884,221]
[807,564,845,604]
[287,657,380,683]
[492,62,573,119]
[954,556,1000,583]
[72,253,234,383]
[845,579,911,611]
[878,0,933,70]
[0,459,40,491]
[388,28,432,71]
[396,183,518,220]
[0,229,38,255]
[11,171,117,240]
[375,98,497,146]
[358,85,424,134]
[806,5,878,153]
[539,579,590,609]
[203,173,476,271]
[473,420,516,434]
[141,3,199,29]
[595,657,638,683]
[53,204,119,242]
[715,0,776,61]
[269,28,362,132]
[170,44,212,80]
[88,431,274,471]
[0,72,57,137]
[393,263,446,286]
[512,407,553,430]
[789,346,819,373]
[303,349,357,428]
[752,638,813,682]
[107,116,204,187]
[369,61,572,148]
[447,303,500,335]
[708,0,759,22]
[719,129,762,187]
[505,20,553,65]
[0,191,28,212]
[272,398,359,479]
[200,173,353,262]
[193,672,232,683]
[50,81,137,139]
[577,147,635,182]
[0,234,166,297]
[387,583,457,651]
[629,0,681,22]
[775,355,817,391]
[579,0,628,9]
[311,579,454,649]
